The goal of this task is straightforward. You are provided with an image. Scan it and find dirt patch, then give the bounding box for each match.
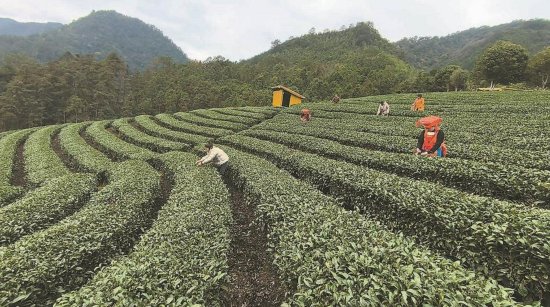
[51,129,80,172]
[11,136,28,187]
[142,159,174,236]
[221,181,287,306]
[79,127,121,162]
[128,119,148,134]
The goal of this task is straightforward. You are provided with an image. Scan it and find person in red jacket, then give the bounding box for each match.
[415,116,447,157]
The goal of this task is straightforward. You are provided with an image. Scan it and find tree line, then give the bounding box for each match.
[0,36,548,132]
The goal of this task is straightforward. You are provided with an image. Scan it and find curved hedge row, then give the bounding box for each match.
[253,119,550,171]
[0,129,33,205]
[241,129,550,205]
[85,121,156,161]
[0,160,160,306]
[233,106,278,115]
[56,152,232,306]
[174,112,248,131]
[58,123,114,173]
[111,118,189,152]
[221,134,550,302]
[155,114,233,138]
[211,108,269,119]
[0,173,96,245]
[191,109,260,125]
[222,147,516,306]
[24,125,70,186]
[134,115,210,145]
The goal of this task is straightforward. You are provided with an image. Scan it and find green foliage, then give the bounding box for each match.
[190,109,261,125]
[56,152,232,306]
[134,115,211,145]
[476,40,529,85]
[23,125,70,186]
[397,19,550,70]
[527,47,550,88]
[212,107,272,119]
[223,147,516,305]
[255,112,550,171]
[0,173,96,245]
[221,134,550,301]
[0,90,548,305]
[174,112,248,131]
[58,122,114,172]
[241,129,549,205]
[111,118,190,152]
[433,65,461,91]
[0,11,187,70]
[0,160,159,305]
[85,120,156,160]
[154,113,233,138]
[449,68,469,91]
[0,52,131,131]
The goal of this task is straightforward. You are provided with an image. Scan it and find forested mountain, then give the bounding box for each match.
[241,22,413,98]
[1,17,549,132]
[0,18,63,36]
[0,11,188,70]
[396,19,550,70]
[0,21,420,131]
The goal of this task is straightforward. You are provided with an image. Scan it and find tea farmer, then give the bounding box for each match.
[376,101,390,116]
[415,116,447,157]
[300,108,312,122]
[411,93,425,111]
[196,142,230,175]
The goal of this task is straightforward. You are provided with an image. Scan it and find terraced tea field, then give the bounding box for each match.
[0,91,549,306]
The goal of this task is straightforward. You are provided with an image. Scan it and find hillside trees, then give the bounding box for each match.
[433,65,462,91]
[449,67,469,91]
[0,11,188,70]
[527,47,550,89]
[0,52,130,130]
[475,40,529,88]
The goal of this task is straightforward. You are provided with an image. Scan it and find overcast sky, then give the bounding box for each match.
[0,0,548,61]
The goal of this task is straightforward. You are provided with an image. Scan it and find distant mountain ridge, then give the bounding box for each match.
[240,22,413,98]
[0,18,63,36]
[0,11,188,70]
[395,19,550,70]
[0,12,547,72]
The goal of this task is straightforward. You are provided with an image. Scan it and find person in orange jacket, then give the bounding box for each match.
[415,116,447,157]
[300,108,311,122]
[411,94,425,111]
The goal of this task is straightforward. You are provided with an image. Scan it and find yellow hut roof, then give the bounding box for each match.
[271,85,305,99]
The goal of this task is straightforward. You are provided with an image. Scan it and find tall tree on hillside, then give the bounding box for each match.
[475,41,528,88]
[1,59,48,128]
[527,47,550,89]
[449,68,469,91]
[433,65,461,91]
[65,94,85,122]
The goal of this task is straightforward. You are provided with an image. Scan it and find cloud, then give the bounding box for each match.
[0,0,548,60]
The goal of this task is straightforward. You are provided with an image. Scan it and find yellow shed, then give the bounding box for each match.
[271,85,305,108]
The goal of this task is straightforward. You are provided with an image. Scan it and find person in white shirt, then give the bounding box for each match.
[376,101,390,116]
[196,142,230,175]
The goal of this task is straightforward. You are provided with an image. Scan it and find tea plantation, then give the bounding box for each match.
[0,91,549,306]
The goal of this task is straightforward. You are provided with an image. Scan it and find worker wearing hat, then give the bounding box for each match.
[415,116,447,157]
